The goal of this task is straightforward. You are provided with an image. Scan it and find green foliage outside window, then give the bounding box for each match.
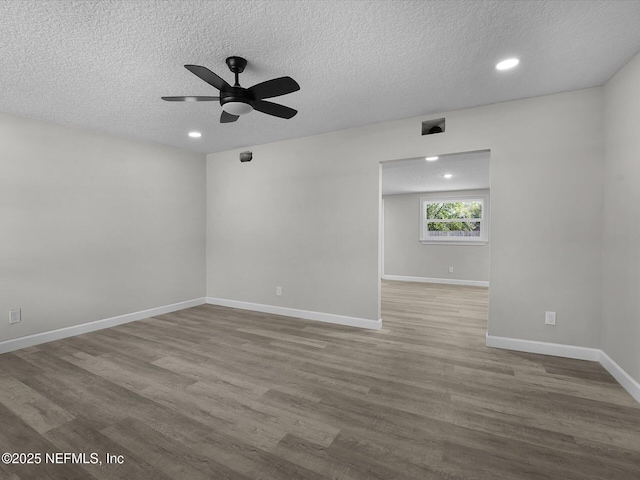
[426,201,482,233]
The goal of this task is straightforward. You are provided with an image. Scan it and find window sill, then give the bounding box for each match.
[420,240,488,246]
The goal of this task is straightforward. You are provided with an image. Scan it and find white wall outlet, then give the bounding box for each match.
[545,311,556,326]
[448,267,454,273]
[9,309,21,324]
[276,286,282,296]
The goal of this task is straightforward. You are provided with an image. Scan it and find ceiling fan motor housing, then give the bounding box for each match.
[220,87,254,115]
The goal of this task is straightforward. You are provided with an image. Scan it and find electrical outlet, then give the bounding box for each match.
[545,311,556,326]
[448,267,454,273]
[276,286,282,296]
[9,309,21,324]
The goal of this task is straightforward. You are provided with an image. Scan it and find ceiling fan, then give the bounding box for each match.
[161,56,300,123]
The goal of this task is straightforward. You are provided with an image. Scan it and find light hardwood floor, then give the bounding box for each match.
[1,280,639,479]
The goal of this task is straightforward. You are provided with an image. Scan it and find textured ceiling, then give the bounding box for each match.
[382,151,490,196]
[1,1,640,154]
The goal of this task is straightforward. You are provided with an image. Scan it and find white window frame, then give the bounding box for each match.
[419,194,489,245]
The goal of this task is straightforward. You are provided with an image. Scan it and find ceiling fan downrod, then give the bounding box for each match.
[226,56,247,87]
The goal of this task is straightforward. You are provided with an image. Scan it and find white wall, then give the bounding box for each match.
[602,53,640,382]
[383,190,490,283]
[207,87,604,347]
[0,112,206,342]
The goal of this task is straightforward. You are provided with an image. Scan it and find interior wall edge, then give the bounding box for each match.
[600,50,640,386]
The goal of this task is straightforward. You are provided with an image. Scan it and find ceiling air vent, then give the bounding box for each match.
[422,118,445,136]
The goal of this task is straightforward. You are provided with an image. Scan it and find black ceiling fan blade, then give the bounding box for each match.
[161,96,220,102]
[253,100,298,119]
[220,111,239,123]
[184,65,231,91]
[248,76,300,100]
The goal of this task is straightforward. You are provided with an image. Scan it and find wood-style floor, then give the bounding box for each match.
[1,280,639,479]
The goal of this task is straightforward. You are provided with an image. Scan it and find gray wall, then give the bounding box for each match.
[383,190,490,282]
[206,132,380,320]
[602,53,640,381]
[207,87,604,349]
[0,112,206,342]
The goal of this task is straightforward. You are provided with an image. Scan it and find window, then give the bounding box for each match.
[419,194,488,244]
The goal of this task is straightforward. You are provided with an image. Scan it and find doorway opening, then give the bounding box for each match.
[379,150,491,336]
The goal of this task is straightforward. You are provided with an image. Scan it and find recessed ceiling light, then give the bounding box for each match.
[425,156,439,161]
[443,173,453,179]
[188,131,202,138]
[496,58,520,71]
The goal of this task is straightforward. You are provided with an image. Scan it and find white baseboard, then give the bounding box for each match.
[485,334,601,361]
[599,350,640,403]
[0,298,206,355]
[206,297,382,330]
[382,274,489,288]
[486,333,640,403]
